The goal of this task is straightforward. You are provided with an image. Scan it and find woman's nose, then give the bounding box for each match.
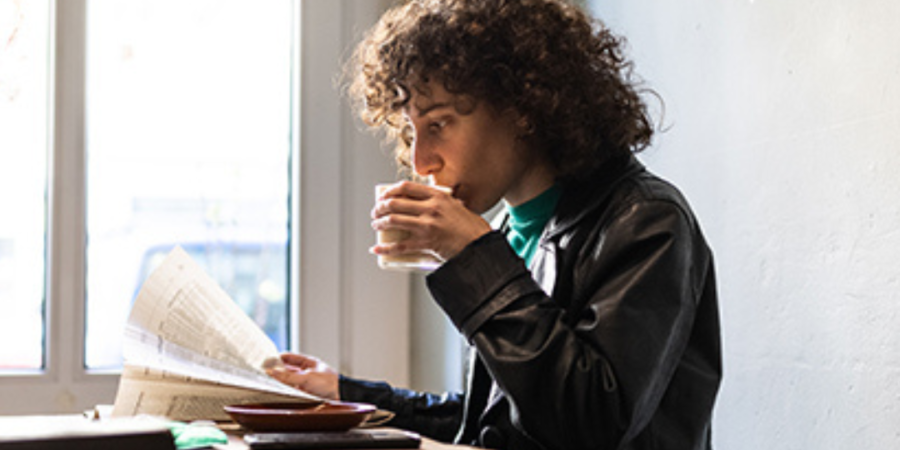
[411,135,442,177]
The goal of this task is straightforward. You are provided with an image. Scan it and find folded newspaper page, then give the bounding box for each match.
[112,246,320,421]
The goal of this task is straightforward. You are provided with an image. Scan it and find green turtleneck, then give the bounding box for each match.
[505,184,562,267]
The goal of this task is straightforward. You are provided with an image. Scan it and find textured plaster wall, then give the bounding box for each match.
[589,0,900,448]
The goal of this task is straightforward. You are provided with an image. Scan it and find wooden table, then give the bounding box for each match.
[0,415,486,450]
[218,425,487,450]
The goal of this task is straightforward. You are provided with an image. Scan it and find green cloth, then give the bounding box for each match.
[505,184,562,267]
[167,421,229,449]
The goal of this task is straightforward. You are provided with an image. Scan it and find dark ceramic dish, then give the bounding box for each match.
[223,401,376,432]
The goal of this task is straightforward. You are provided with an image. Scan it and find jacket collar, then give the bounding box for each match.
[544,154,645,240]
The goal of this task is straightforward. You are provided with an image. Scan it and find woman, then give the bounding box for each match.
[269,1,721,448]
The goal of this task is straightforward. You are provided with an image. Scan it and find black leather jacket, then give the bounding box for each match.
[340,156,721,450]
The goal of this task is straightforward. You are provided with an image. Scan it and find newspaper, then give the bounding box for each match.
[111,246,320,422]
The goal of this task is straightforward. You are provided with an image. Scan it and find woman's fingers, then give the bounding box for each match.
[371,181,486,260]
[267,352,340,401]
[376,180,448,202]
[373,184,450,219]
[279,352,316,369]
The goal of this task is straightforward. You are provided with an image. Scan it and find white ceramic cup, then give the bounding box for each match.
[375,183,450,271]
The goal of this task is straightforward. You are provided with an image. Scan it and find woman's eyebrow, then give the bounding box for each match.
[414,102,452,117]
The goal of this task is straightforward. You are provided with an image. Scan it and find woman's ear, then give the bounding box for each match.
[514,112,535,138]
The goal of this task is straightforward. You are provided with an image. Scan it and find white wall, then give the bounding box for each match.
[300,0,413,385]
[410,275,465,394]
[589,0,900,449]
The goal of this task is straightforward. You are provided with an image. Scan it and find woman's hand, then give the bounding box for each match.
[266,352,340,401]
[371,181,492,261]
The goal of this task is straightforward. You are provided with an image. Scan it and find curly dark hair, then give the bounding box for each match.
[345,0,656,180]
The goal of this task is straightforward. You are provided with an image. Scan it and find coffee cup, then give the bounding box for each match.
[375,183,450,271]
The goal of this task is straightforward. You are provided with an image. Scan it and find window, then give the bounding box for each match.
[82,0,295,370]
[0,0,301,413]
[2,0,412,415]
[0,0,51,372]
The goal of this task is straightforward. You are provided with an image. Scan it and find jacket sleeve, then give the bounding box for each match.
[338,375,463,442]
[426,199,710,449]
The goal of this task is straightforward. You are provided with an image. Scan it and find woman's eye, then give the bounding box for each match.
[429,120,447,133]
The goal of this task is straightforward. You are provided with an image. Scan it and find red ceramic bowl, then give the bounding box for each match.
[224,401,377,432]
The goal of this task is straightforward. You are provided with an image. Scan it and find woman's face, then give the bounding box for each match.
[403,82,555,214]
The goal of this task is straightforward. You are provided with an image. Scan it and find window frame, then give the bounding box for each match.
[0,0,306,413]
